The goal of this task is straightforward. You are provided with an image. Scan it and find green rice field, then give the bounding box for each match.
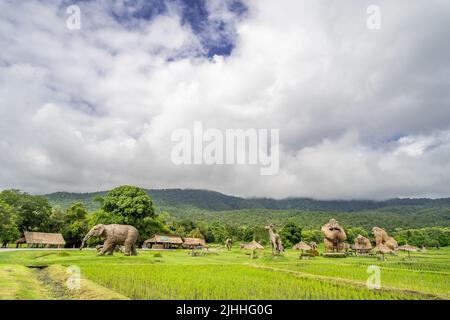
[0,247,449,300]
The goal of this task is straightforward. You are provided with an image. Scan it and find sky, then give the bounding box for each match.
[1,0,450,200]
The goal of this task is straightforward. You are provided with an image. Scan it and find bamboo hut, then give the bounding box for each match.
[143,235,183,249]
[398,244,420,259]
[182,237,206,249]
[242,240,264,250]
[373,244,392,261]
[293,241,312,259]
[22,232,66,248]
[293,241,311,251]
[242,240,264,259]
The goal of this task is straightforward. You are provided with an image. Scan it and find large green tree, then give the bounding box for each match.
[63,203,89,247]
[279,221,302,248]
[0,190,52,233]
[346,227,369,243]
[0,199,19,247]
[92,185,164,241]
[102,185,155,222]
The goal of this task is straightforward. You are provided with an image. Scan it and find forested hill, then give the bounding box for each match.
[44,188,450,212]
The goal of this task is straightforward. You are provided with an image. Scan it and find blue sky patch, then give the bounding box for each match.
[68,0,247,58]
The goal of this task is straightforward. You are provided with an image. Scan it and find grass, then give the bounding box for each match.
[0,265,50,300]
[43,265,128,300]
[80,264,420,300]
[0,247,449,300]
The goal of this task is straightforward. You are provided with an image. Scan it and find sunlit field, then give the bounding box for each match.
[0,247,448,300]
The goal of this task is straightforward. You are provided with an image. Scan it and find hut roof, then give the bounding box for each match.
[293,241,311,251]
[373,244,392,254]
[23,232,66,245]
[183,238,206,246]
[243,240,264,250]
[144,235,183,244]
[398,245,420,252]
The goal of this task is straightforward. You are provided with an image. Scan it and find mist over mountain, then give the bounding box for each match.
[44,188,450,212]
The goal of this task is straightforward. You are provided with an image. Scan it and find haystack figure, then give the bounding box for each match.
[372,227,398,251]
[321,219,347,252]
[265,224,283,255]
[354,234,372,255]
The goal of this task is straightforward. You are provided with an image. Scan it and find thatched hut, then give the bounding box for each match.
[398,244,420,259]
[293,241,313,259]
[143,235,183,249]
[242,240,264,250]
[21,232,66,248]
[182,237,206,249]
[398,244,419,252]
[293,241,311,251]
[373,244,393,261]
[242,240,264,259]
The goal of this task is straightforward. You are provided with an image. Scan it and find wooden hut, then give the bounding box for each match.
[398,244,420,259]
[293,241,311,251]
[143,235,183,249]
[242,240,264,259]
[22,232,66,248]
[293,241,313,259]
[242,240,264,250]
[182,237,206,249]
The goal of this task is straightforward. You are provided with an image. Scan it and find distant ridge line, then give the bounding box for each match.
[43,188,450,212]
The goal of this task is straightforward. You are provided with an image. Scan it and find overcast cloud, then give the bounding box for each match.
[1,0,450,199]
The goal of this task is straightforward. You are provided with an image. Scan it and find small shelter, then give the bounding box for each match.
[182,237,206,249]
[242,240,264,250]
[143,235,183,249]
[22,232,66,248]
[398,244,420,259]
[242,240,264,259]
[293,241,313,259]
[293,241,311,251]
[373,244,392,261]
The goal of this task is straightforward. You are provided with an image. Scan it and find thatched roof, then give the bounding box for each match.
[183,238,206,246]
[144,235,183,245]
[398,245,420,252]
[293,241,311,251]
[23,232,66,245]
[243,240,264,250]
[373,244,392,254]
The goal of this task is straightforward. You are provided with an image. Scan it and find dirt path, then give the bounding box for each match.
[37,265,129,300]
[0,265,51,299]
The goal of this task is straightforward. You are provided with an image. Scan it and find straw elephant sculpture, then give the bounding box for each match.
[80,224,139,256]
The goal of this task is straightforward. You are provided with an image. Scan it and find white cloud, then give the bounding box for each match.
[0,0,450,199]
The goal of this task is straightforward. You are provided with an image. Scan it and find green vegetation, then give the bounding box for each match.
[0,186,168,247]
[44,188,450,212]
[0,199,20,247]
[0,248,449,300]
[1,185,449,300]
[87,185,167,241]
[2,186,450,248]
[0,265,50,299]
[164,206,450,232]
[81,264,415,300]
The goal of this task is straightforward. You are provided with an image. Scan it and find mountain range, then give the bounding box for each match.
[44,188,450,212]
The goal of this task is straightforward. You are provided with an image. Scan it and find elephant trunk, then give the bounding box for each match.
[79,232,92,250]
